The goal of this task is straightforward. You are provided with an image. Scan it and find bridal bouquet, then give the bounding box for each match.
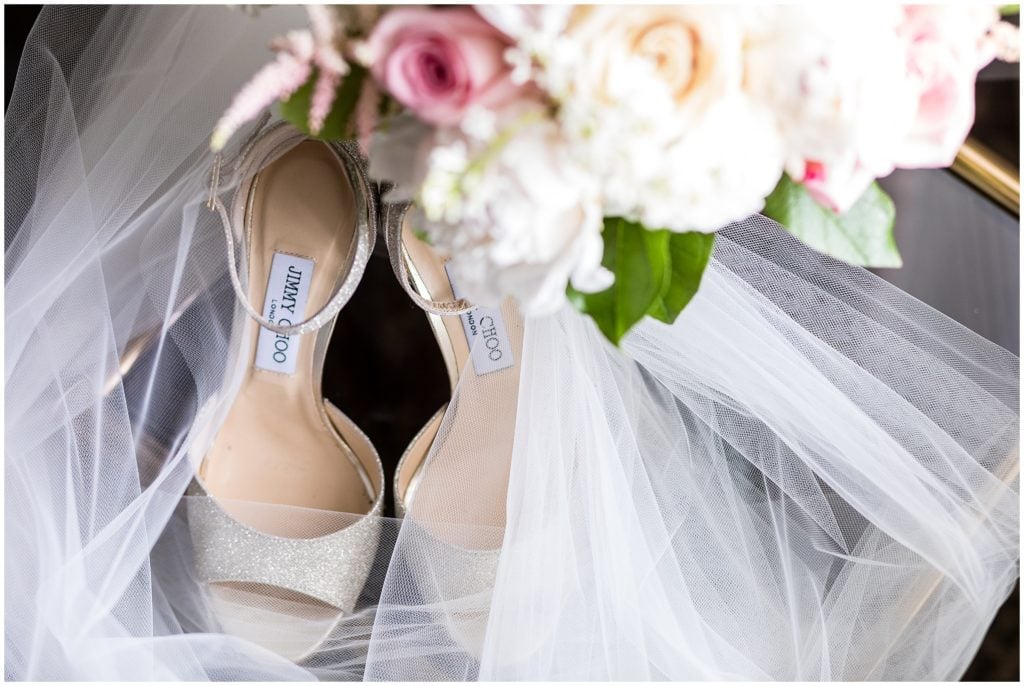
[213,4,1019,343]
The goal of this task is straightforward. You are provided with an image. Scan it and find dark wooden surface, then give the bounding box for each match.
[878,168,1019,355]
[5,5,1019,680]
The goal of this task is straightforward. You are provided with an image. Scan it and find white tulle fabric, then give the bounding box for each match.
[6,6,1019,682]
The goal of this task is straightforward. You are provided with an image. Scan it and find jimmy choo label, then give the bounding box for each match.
[254,252,315,375]
[446,265,514,376]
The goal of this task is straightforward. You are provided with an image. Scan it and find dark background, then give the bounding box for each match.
[6,6,1019,681]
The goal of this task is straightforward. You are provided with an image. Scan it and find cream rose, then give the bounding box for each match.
[544,6,764,233]
[560,5,744,140]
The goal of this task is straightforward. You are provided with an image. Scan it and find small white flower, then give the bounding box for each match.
[418,114,610,315]
[504,46,534,86]
[350,39,375,68]
[460,106,498,141]
[420,139,470,224]
[477,5,574,95]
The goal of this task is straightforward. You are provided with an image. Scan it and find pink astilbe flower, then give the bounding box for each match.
[306,5,348,133]
[211,31,314,151]
[354,79,381,155]
[211,7,349,151]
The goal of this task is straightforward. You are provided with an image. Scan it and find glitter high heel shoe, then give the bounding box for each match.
[185,122,383,661]
[381,199,525,660]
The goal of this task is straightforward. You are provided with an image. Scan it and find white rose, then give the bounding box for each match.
[419,114,611,316]
[745,6,917,210]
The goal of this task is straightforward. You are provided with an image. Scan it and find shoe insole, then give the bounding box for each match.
[397,220,524,547]
[199,142,375,532]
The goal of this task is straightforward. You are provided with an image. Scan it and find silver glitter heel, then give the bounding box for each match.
[185,122,383,662]
[383,200,525,659]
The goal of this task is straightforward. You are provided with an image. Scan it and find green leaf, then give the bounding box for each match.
[278,74,315,132]
[655,230,716,323]
[279,65,367,141]
[999,5,1019,16]
[569,217,715,345]
[762,174,901,268]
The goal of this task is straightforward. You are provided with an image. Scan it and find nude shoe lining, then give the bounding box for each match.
[198,140,378,535]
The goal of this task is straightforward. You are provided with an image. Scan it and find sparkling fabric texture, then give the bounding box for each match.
[186,482,383,611]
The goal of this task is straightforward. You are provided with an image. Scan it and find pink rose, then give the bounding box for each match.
[894,6,999,168]
[365,7,524,126]
[789,6,1002,212]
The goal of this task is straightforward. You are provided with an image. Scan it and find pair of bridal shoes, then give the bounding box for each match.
[184,121,517,660]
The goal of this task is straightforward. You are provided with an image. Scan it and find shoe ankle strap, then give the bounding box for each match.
[381,200,474,316]
[207,122,376,336]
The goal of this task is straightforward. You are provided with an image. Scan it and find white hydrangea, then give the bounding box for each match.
[420,113,611,316]
[632,96,785,233]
